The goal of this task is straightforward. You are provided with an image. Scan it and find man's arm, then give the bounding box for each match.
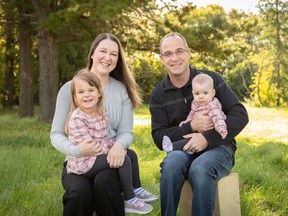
[149,86,193,150]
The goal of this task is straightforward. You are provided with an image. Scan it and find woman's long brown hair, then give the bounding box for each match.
[86,33,142,109]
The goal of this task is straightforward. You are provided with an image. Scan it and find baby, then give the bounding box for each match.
[162,73,228,153]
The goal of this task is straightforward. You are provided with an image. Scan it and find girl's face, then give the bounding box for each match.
[192,82,215,106]
[90,39,119,76]
[74,78,101,115]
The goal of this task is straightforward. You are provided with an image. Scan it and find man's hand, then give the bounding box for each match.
[183,133,208,153]
[190,109,214,132]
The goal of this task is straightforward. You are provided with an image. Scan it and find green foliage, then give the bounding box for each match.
[58,42,90,85]
[110,1,165,53]
[248,49,285,107]
[254,0,288,107]
[128,51,166,102]
[164,4,234,73]
[181,4,228,52]
[226,61,254,101]
[1,0,288,112]
[42,0,134,32]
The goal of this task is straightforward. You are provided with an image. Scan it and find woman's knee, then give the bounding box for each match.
[63,178,94,206]
[94,168,121,189]
[62,184,94,216]
[123,155,131,166]
[127,148,137,161]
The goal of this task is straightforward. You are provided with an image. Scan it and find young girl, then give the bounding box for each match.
[66,69,153,214]
[162,73,228,153]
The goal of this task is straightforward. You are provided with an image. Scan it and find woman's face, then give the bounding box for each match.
[90,39,119,76]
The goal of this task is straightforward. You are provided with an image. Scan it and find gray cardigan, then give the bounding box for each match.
[50,77,134,158]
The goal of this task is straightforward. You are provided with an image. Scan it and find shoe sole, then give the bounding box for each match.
[125,208,153,214]
[139,198,159,203]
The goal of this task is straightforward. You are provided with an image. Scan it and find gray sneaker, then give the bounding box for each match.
[124,199,153,214]
[136,189,159,203]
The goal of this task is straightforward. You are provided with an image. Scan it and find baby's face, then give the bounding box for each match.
[192,82,215,106]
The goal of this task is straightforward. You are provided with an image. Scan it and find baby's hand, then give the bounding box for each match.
[219,130,228,139]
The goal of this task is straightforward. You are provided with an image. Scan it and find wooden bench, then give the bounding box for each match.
[179,172,241,216]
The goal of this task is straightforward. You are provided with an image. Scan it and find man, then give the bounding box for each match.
[149,32,249,216]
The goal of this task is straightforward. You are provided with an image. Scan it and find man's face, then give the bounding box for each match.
[160,36,191,77]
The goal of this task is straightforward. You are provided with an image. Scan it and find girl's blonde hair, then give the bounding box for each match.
[86,32,142,109]
[65,69,105,134]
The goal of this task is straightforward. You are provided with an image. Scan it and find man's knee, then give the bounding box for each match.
[160,152,190,178]
[188,159,216,186]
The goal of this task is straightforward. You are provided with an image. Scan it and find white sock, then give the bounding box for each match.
[162,136,173,152]
[126,197,138,204]
[134,187,144,195]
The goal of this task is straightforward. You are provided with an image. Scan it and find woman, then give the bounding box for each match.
[50,33,153,216]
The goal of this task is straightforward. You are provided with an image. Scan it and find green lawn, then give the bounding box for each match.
[0,104,287,216]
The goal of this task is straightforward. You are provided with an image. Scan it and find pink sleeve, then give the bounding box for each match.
[208,98,228,139]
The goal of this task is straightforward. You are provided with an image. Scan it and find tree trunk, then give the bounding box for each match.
[18,6,34,117]
[38,29,59,122]
[30,0,59,122]
[2,21,15,109]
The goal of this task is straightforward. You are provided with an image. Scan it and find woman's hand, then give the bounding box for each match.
[107,141,126,168]
[79,139,102,157]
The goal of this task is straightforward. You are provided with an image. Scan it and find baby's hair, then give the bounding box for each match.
[192,74,214,89]
[65,69,106,134]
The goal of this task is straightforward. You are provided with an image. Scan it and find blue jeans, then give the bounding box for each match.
[160,145,234,216]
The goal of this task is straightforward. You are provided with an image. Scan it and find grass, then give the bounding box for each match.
[0,104,287,216]
[232,106,288,216]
